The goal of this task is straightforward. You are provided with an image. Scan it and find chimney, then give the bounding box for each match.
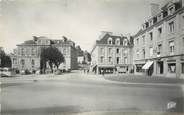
[150,3,160,16]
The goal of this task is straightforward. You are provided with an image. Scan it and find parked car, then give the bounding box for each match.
[20,69,31,75]
[0,67,15,77]
[54,69,62,75]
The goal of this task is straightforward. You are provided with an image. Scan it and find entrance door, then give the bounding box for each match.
[157,61,164,74]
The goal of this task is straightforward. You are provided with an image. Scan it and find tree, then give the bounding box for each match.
[0,48,12,68]
[40,46,65,73]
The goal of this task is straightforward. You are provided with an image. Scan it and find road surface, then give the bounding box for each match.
[1,72,184,115]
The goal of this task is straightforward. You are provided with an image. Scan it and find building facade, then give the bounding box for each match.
[11,36,78,72]
[133,0,184,78]
[91,32,134,74]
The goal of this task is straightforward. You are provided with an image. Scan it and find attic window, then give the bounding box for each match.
[168,6,175,15]
[123,39,128,46]
[108,38,112,45]
[116,38,120,45]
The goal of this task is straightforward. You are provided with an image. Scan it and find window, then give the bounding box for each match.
[136,64,144,72]
[157,14,162,21]
[63,48,66,55]
[158,27,162,37]
[108,57,112,63]
[31,48,35,56]
[20,59,25,68]
[181,63,184,73]
[116,57,120,64]
[108,48,112,54]
[142,49,145,59]
[21,48,25,56]
[142,36,145,45]
[116,48,119,54]
[136,50,139,59]
[100,56,104,63]
[182,16,184,29]
[183,38,184,52]
[168,63,176,73]
[124,39,128,46]
[13,58,17,64]
[31,59,35,68]
[157,44,162,56]
[124,57,128,64]
[136,38,139,46]
[149,47,153,57]
[169,41,174,55]
[168,6,175,15]
[149,32,153,41]
[116,39,120,45]
[123,49,128,56]
[100,48,104,54]
[169,21,174,33]
[108,38,112,45]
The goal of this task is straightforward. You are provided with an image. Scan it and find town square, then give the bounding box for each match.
[0,0,184,114]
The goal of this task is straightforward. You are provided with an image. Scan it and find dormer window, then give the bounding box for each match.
[168,6,175,15]
[157,13,163,21]
[116,38,120,45]
[123,39,128,46]
[149,19,153,26]
[108,38,113,45]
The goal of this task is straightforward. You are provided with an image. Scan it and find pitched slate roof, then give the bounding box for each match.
[96,33,128,45]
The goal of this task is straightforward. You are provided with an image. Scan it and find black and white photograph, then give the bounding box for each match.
[0,0,184,114]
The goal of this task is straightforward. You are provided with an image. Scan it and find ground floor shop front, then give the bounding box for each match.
[92,64,133,75]
[134,55,184,78]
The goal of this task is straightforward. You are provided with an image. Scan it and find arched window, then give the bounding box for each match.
[123,39,128,46]
[116,38,120,45]
[108,38,112,45]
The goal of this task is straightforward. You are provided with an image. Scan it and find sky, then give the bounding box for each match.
[0,0,169,53]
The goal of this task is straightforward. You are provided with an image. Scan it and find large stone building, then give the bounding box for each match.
[133,0,184,78]
[91,32,134,74]
[10,36,78,72]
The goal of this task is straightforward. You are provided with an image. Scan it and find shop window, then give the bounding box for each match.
[136,64,144,72]
[182,63,184,74]
[168,63,176,73]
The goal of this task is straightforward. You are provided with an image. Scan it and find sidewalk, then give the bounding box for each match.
[103,74,184,84]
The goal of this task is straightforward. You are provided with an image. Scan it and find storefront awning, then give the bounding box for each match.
[142,61,153,70]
